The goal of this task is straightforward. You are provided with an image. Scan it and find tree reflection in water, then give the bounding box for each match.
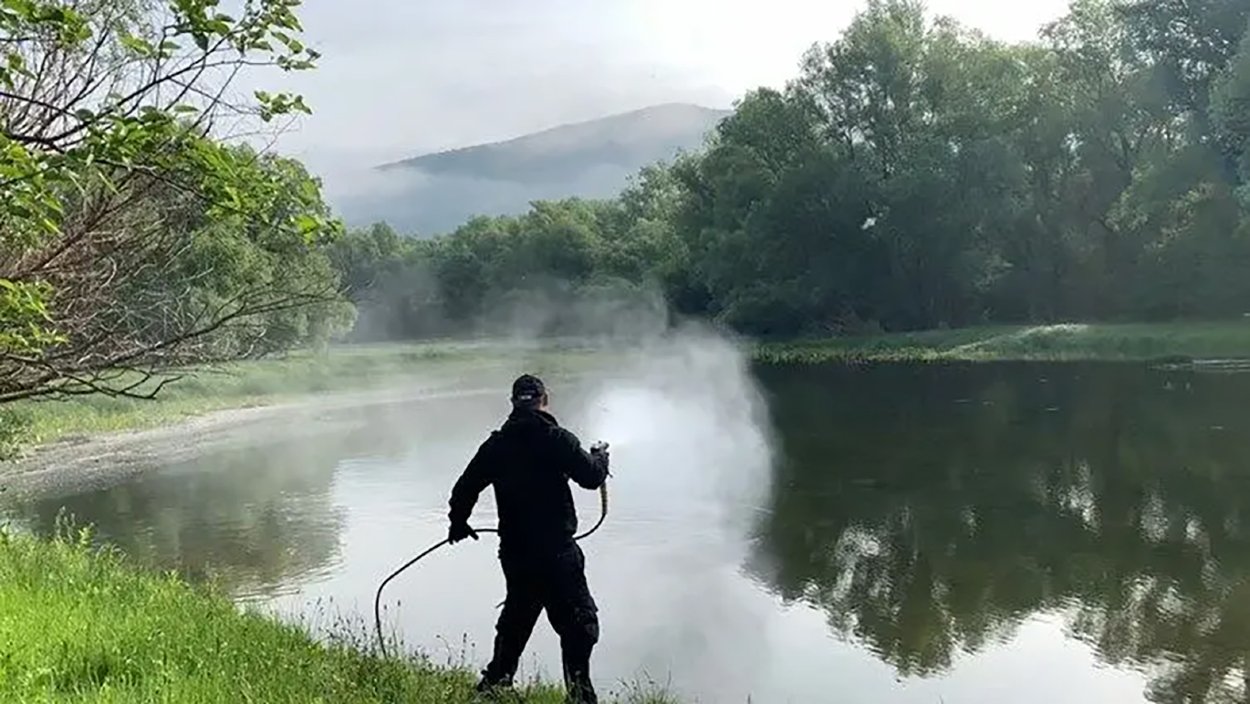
[7,403,420,600]
[749,363,1250,703]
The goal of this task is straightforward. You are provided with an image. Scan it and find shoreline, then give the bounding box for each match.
[0,342,603,466]
[0,386,467,496]
[0,373,600,494]
[755,321,1250,364]
[6,321,1250,472]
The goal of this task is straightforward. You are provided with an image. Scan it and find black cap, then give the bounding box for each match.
[511,374,546,406]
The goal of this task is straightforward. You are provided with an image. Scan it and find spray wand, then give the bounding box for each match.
[373,448,611,659]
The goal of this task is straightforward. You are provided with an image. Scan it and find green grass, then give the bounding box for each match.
[755,321,1250,364]
[0,525,675,704]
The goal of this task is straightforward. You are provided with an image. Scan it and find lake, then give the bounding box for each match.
[6,348,1250,703]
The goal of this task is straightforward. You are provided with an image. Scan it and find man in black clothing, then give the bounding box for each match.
[448,374,609,704]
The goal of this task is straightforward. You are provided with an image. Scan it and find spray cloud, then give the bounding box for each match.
[476,282,779,695]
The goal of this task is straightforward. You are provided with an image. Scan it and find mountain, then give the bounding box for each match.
[337,103,729,236]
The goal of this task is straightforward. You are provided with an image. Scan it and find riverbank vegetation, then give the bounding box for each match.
[332,0,1250,342]
[0,526,673,703]
[758,321,1250,363]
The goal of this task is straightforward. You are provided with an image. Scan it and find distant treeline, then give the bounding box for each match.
[331,0,1250,339]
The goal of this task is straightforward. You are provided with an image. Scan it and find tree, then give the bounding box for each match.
[0,0,344,403]
[1119,0,1250,130]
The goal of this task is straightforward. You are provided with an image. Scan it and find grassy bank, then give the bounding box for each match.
[757,321,1250,364]
[0,342,599,459]
[0,527,672,703]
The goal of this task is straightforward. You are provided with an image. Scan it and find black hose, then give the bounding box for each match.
[373,483,609,658]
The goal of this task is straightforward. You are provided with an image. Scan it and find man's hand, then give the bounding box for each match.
[590,441,610,475]
[448,521,479,544]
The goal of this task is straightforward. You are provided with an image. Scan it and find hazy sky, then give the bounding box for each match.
[256,0,1071,181]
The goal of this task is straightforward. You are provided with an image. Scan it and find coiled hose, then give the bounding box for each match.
[373,483,609,658]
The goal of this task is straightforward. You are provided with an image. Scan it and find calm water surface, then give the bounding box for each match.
[8,361,1250,703]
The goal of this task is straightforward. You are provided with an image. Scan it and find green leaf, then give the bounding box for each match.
[119,33,154,57]
[157,39,181,57]
[294,213,318,235]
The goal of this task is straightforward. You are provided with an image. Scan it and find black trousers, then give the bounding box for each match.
[483,543,599,703]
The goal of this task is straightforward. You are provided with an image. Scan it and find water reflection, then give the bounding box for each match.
[5,403,426,598]
[749,363,1250,703]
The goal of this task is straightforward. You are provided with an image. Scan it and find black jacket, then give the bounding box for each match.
[449,408,608,554]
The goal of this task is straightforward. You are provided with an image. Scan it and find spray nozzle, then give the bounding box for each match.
[590,441,610,477]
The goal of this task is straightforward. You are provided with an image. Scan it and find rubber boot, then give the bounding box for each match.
[563,662,597,704]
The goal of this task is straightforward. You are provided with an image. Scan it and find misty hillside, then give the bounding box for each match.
[338,103,729,235]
